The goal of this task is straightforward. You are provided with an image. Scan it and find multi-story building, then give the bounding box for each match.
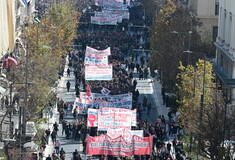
[0,0,16,59]
[0,0,37,139]
[214,0,235,106]
[0,0,37,60]
[188,0,219,42]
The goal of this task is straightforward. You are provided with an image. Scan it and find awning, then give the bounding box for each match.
[2,57,18,68]
[26,121,37,137]
[23,141,39,151]
[0,86,6,94]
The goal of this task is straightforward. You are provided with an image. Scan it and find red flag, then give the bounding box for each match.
[86,85,91,97]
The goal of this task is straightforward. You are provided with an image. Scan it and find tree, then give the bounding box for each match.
[16,2,79,118]
[176,60,232,160]
[150,0,202,92]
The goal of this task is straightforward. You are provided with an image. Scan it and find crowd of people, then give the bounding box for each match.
[40,0,193,159]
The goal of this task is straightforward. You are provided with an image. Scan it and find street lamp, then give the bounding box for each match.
[171,30,193,65]
[138,2,145,22]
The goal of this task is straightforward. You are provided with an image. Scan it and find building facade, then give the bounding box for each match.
[0,0,37,60]
[214,0,235,106]
[188,0,219,42]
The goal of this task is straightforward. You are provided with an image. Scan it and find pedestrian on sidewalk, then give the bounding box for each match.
[75,82,79,92]
[62,120,66,136]
[147,102,152,116]
[66,81,71,92]
[59,109,64,123]
[52,152,59,160]
[46,155,52,160]
[73,107,77,119]
[142,96,148,111]
[144,67,148,80]
[167,141,172,154]
[163,93,166,105]
[53,122,59,132]
[45,128,51,144]
[136,62,140,73]
[59,148,66,159]
[135,89,139,101]
[63,102,68,116]
[67,68,70,77]
[54,140,61,155]
[51,130,57,144]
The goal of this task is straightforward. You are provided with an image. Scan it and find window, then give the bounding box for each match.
[213,26,218,41]
[220,54,223,67]
[215,2,219,15]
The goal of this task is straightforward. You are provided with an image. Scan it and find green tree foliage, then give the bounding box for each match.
[177,60,229,160]
[150,0,202,91]
[13,2,79,121]
[177,59,214,131]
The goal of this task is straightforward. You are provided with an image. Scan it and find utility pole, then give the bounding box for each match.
[22,44,29,139]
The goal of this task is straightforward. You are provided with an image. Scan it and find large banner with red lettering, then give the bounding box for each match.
[87,135,152,156]
[107,128,143,141]
[87,108,136,128]
[98,111,131,131]
[85,65,113,80]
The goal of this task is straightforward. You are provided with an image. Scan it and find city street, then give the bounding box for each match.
[42,52,171,159]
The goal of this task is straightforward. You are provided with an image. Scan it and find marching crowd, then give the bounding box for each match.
[40,1,193,160]
[42,98,190,160]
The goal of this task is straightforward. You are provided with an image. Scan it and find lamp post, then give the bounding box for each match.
[170,12,193,65]
[138,2,145,22]
[171,30,193,65]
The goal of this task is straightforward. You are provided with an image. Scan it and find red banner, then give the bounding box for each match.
[86,135,152,156]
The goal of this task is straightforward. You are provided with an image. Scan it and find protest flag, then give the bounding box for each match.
[101,88,111,95]
[86,85,92,100]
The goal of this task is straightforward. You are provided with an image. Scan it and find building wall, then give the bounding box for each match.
[0,0,16,59]
[215,0,235,104]
[189,0,218,42]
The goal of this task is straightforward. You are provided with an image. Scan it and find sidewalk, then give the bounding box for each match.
[42,55,85,159]
[131,53,169,122]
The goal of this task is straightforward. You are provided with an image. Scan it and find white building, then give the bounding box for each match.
[214,0,235,105]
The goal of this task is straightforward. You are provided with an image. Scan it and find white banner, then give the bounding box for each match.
[91,16,117,25]
[86,108,136,129]
[84,46,110,66]
[94,11,128,21]
[98,109,132,131]
[107,128,143,141]
[92,93,132,101]
[85,65,113,81]
[86,46,111,55]
[95,0,130,7]
[93,98,132,109]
